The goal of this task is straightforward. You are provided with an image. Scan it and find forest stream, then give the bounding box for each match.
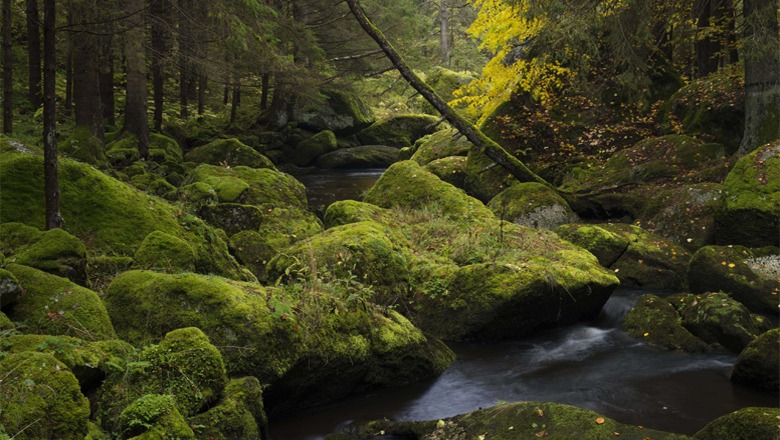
[269,287,778,440]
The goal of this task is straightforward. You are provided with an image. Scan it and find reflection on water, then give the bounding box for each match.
[269,288,778,440]
[292,168,386,210]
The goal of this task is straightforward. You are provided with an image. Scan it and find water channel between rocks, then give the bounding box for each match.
[273,169,777,440]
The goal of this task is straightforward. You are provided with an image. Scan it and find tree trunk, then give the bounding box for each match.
[230,79,240,125]
[197,72,206,116]
[3,0,13,134]
[72,1,104,144]
[440,0,449,66]
[151,0,168,132]
[65,6,73,112]
[99,34,115,127]
[124,0,150,159]
[260,73,269,110]
[43,0,61,229]
[345,0,552,189]
[695,0,715,77]
[178,0,192,117]
[737,0,780,155]
[26,0,42,109]
[223,84,229,105]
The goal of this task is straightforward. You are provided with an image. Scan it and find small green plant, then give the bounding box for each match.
[422,277,448,300]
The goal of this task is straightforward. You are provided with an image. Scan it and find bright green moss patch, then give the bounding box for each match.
[184,138,276,170]
[323,200,394,229]
[183,164,308,208]
[424,156,467,188]
[189,377,268,440]
[229,230,276,283]
[134,231,196,272]
[59,125,109,167]
[130,173,177,198]
[0,222,43,254]
[1,267,23,307]
[411,129,472,166]
[117,394,196,440]
[8,227,89,286]
[693,407,779,440]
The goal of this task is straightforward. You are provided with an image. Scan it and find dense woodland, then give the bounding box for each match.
[0,0,779,439]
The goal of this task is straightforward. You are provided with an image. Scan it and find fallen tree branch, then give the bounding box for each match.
[328,48,383,62]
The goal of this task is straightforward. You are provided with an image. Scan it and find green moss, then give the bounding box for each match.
[229,230,276,283]
[488,182,579,230]
[123,161,149,178]
[554,223,630,267]
[0,222,43,254]
[118,394,196,440]
[134,231,196,272]
[291,130,338,167]
[59,125,109,167]
[292,89,375,135]
[85,422,111,440]
[356,114,442,149]
[730,328,779,392]
[680,291,768,353]
[189,377,268,440]
[198,203,323,245]
[463,146,520,203]
[0,310,15,331]
[184,138,276,170]
[715,142,780,248]
[621,294,710,353]
[183,164,308,208]
[177,182,218,206]
[150,133,184,162]
[693,407,779,440]
[8,228,89,286]
[364,160,494,221]
[687,245,779,315]
[0,352,91,440]
[323,200,393,229]
[411,129,472,166]
[358,401,693,440]
[106,134,142,164]
[423,156,467,188]
[416,67,476,117]
[315,145,399,169]
[130,173,177,198]
[6,264,116,340]
[1,267,23,307]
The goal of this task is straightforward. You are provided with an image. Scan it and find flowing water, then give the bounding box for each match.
[292,168,387,210]
[269,288,778,439]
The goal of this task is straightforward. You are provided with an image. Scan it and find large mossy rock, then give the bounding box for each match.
[354,401,693,440]
[290,130,338,167]
[410,129,472,166]
[116,394,196,440]
[363,160,494,221]
[693,407,780,440]
[96,328,227,432]
[0,151,247,281]
[0,352,91,440]
[730,328,779,392]
[315,145,398,169]
[662,67,744,153]
[463,146,520,203]
[416,67,476,115]
[129,173,177,197]
[356,114,441,149]
[636,183,721,251]
[292,89,375,135]
[106,133,184,165]
[189,377,268,440]
[687,245,780,315]
[555,223,692,291]
[198,203,323,246]
[229,230,276,283]
[622,294,711,353]
[679,291,770,353]
[184,138,277,170]
[5,264,116,340]
[59,125,108,167]
[487,182,579,230]
[134,231,196,272]
[714,141,779,248]
[183,164,308,208]
[423,156,467,188]
[103,271,455,414]
[2,226,89,286]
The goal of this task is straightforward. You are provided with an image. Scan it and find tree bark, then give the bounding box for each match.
[440,0,449,66]
[43,0,61,229]
[151,0,168,132]
[64,6,73,112]
[3,0,13,134]
[178,0,192,117]
[737,0,780,155]
[230,78,240,125]
[72,0,104,144]
[99,33,115,126]
[26,0,42,109]
[260,73,269,110]
[344,0,552,189]
[695,0,715,77]
[197,71,206,116]
[124,0,150,159]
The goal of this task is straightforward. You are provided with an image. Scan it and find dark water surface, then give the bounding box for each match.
[269,288,778,439]
[291,168,386,210]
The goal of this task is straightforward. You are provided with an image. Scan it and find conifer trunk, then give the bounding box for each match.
[72,1,104,144]
[43,0,61,229]
[99,34,115,126]
[124,0,150,159]
[26,0,42,109]
[3,0,13,134]
[151,0,168,132]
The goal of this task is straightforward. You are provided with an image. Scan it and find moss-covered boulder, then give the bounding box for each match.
[0,351,91,440]
[662,67,745,153]
[354,401,693,440]
[290,130,338,167]
[323,200,394,229]
[411,129,472,166]
[730,328,779,392]
[0,152,247,280]
[636,183,721,251]
[189,377,268,440]
[463,146,520,203]
[117,394,196,440]
[184,138,277,170]
[130,173,177,197]
[0,334,135,389]
[4,227,89,286]
[621,294,710,353]
[183,164,308,208]
[5,264,116,340]
[715,141,779,248]
[0,221,44,252]
[679,291,769,353]
[315,145,398,169]
[228,231,275,283]
[693,407,780,440]
[363,160,494,221]
[106,133,184,165]
[356,114,442,149]
[488,182,579,230]
[103,271,455,414]
[1,266,22,307]
[96,328,227,433]
[292,89,375,135]
[0,310,14,330]
[423,156,467,188]
[176,182,218,206]
[555,223,692,291]
[416,67,476,117]
[687,245,780,315]
[134,231,196,272]
[59,125,108,167]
